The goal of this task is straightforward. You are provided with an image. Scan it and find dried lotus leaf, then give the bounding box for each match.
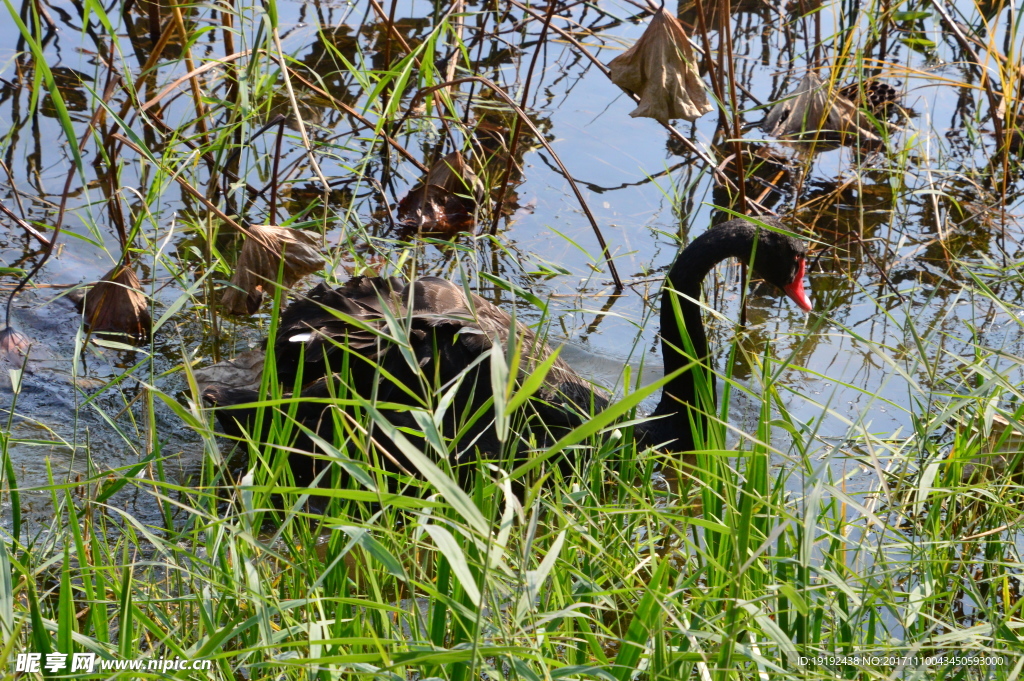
[761,72,880,143]
[607,7,713,124]
[222,225,325,315]
[83,264,152,343]
[0,326,32,365]
[398,152,484,234]
[423,151,483,194]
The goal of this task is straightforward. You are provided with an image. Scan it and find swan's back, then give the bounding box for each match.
[274,276,603,414]
[204,276,609,484]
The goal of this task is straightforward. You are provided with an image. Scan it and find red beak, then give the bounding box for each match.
[783,257,812,312]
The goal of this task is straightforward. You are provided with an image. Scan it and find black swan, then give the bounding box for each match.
[205,217,811,486]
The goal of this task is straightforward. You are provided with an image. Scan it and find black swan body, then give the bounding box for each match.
[206,217,811,486]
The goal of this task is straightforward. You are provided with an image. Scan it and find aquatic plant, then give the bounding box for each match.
[0,1,1021,680]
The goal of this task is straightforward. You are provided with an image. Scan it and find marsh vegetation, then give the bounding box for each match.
[1,0,1024,678]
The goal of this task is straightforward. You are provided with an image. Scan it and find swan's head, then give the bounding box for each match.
[745,228,813,312]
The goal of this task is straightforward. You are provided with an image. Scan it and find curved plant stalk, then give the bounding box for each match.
[489,0,556,236]
[407,76,623,289]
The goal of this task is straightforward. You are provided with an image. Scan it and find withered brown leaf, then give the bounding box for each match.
[83,264,152,343]
[398,151,484,234]
[0,326,32,366]
[222,225,325,315]
[607,7,713,124]
[761,72,880,143]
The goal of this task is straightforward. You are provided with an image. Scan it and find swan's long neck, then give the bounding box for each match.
[648,223,759,450]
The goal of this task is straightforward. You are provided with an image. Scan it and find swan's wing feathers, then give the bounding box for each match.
[275,277,601,412]
[274,278,398,384]
[413,283,598,406]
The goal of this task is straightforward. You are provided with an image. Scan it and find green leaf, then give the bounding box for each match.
[337,527,407,579]
[893,10,930,20]
[490,344,510,443]
[900,36,936,48]
[514,530,566,624]
[507,363,692,484]
[58,546,75,653]
[505,345,563,414]
[117,545,134,658]
[358,397,491,536]
[421,524,481,607]
[0,542,14,640]
[612,559,669,680]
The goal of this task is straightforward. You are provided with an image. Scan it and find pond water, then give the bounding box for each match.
[1,0,1022,531]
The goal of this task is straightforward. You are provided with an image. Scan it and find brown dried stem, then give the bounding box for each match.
[168,3,211,145]
[0,200,50,247]
[6,59,119,331]
[489,1,556,235]
[408,76,623,289]
[718,0,747,214]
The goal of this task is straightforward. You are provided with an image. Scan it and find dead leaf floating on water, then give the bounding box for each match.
[83,264,152,343]
[0,326,32,366]
[607,7,713,124]
[222,225,325,315]
[0,327,32,391]
[761,72,880,143]
[423,151,483,194]
[397,152,484,234]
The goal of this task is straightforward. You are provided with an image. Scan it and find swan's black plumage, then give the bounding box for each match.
[641,218,811,452]
[205,217,810,486]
